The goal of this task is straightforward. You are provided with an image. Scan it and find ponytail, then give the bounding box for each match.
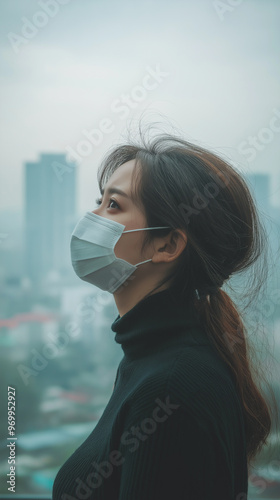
[194,287,279,470]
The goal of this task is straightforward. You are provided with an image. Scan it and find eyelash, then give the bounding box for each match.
[95,197,120,210]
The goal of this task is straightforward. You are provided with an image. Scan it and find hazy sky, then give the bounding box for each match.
[0,0,280,214]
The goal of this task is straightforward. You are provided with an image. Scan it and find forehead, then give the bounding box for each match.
[106,159,137,192]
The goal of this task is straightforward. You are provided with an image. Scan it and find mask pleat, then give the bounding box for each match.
[72,255,115,277]
[72,220,120,248]
[70,236,112,260]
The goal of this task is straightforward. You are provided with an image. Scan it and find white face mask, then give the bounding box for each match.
[70,211,170,293]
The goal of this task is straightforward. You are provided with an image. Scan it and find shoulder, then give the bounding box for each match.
[169,346,243,422]
[137,342,235,400]
[128,345,242,433]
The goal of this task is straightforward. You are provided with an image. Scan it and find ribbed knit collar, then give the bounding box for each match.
[111,287,210,358]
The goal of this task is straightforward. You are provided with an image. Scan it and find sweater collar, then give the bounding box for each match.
[111,287,210,358]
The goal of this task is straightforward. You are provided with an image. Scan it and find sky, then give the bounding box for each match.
[0,0,280,214]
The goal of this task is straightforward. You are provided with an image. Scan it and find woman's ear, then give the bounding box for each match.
[152,229,187,264]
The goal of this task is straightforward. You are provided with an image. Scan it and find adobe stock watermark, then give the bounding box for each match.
[64,64,169,163]
[238,107,280,162]
[7,0,71,54]
[52,64,169,181]
[16,321,80,386]
[16,290,112,386]
[213,0,245,22]
[61,395,181,499]
[222,288,280,354]
[249,459,280,496]
[178,169,230,225]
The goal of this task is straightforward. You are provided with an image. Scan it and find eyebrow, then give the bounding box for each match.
[100,186,131,199]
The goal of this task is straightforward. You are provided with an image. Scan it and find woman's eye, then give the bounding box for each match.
[95,197,120,209]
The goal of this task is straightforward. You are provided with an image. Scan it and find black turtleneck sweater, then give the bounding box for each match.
[52,287,248,500]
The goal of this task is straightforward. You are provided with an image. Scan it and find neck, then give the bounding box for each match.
[111,286,209,359]
[113,281,171,317]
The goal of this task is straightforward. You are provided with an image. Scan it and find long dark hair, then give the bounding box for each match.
[97,122,279,469]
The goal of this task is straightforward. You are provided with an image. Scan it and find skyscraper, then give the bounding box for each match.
[24,153,77,285]
[245,173,271,218]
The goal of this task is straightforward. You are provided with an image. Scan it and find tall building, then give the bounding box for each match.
[244,172,280,262]
[24,153,77,285]
[244,173,271,218]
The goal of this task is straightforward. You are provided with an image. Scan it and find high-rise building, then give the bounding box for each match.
[245,173,271,217]
[244,172,280,261]
[24,153,77,285]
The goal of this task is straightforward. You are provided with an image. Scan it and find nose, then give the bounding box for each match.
[91,208,104,218]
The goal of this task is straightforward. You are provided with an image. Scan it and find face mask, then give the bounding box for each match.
[70,211,170,293]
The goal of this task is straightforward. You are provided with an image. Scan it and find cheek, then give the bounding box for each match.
[114,233,144,262]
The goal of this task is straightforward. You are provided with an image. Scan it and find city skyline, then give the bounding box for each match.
[0,151,279,290]
[0,145,279,225]
[1,0,280,213]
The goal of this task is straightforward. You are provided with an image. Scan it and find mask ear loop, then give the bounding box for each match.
[123,226,169,233]
[136,258,153,266]
[122,226,170,266]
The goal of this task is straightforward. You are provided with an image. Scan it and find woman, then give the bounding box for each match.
[52,127,277,500]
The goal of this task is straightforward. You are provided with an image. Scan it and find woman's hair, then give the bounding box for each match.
[97,121,279,469]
